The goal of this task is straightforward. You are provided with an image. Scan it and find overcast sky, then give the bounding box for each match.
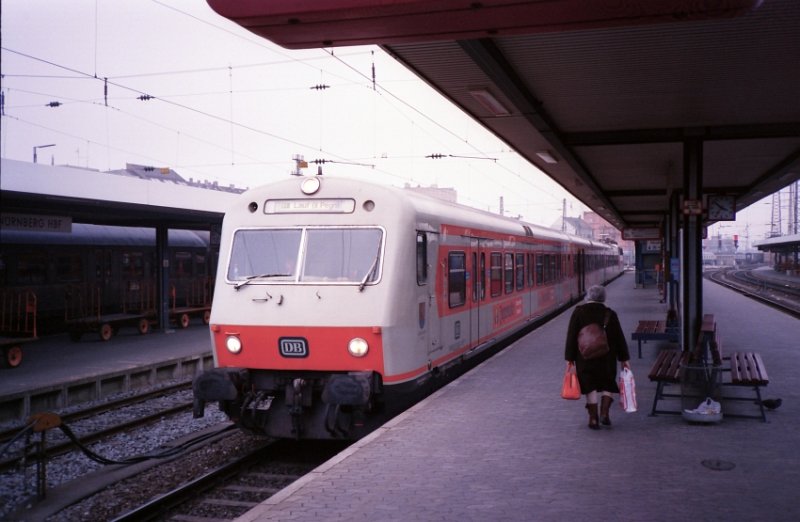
[0,0,786,243]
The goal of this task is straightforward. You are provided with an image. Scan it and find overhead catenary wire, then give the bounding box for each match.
[1,1,575,218]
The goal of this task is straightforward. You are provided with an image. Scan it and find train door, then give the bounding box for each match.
[577,249,586,296]
[416,231,440,361]
[468,238,481,348]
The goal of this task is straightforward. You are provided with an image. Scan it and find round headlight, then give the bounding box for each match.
[225,335,242,354]
[348,337,369,357]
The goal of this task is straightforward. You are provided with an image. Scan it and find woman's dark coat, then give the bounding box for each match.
[564,301,630,394]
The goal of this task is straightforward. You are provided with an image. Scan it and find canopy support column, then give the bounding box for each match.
[681,138,704,349]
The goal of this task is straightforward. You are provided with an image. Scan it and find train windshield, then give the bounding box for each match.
[227,227,383,285]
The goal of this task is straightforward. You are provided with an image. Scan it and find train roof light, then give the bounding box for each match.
[300,176,321,195]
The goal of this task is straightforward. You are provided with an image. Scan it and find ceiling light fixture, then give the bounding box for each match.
[468,89,510,116]
[536,150,559,164]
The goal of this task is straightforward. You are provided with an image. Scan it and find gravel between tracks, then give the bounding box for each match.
[0,384,268,521]
[44,429,266,521]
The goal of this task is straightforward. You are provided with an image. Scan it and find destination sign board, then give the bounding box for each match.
[264,198,356,214]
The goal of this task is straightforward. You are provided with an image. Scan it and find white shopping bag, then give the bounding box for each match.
[619,368,637,413]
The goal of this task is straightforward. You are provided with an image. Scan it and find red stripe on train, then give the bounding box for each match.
[212,324,385,375]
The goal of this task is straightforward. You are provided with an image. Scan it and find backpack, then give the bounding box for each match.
[578,309,612,360]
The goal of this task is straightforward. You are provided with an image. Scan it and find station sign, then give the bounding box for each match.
[622,227,661,240]
[1,213,72,233]
[682,199,703,215]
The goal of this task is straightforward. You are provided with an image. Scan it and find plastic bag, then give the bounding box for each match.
[618,368,637,413]
[561,363,581,400]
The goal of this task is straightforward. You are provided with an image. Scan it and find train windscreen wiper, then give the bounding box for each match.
[358,246,382,292]
[234,273,291,290]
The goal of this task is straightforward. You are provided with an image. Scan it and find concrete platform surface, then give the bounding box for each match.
[236,272,799,522]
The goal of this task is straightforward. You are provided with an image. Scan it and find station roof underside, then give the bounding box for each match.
[754,233,800,252]
[208,0,800,234]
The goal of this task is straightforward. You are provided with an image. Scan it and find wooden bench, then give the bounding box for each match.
[696,326,770,422]
[648,313,770,421]
[647,315,715,416]
[631,320,679,358]
[647,349,691,416]
[720,351,770,422]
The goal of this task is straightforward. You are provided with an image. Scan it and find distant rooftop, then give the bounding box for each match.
[106,163,246,194]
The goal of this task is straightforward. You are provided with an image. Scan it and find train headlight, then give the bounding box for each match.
[225,335,243,354]
[348,337,369,357]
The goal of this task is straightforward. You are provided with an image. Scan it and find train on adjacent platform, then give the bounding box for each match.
[193,175,623,439]
[0,224,214,336]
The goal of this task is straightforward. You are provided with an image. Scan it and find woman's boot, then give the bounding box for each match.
[600,396,614,426]
[585,403,600,430]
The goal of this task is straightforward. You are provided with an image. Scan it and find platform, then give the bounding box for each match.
[236,272,799,522]
[0,327,213,423]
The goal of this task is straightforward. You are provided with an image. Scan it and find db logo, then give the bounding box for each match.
[279,337,308,358]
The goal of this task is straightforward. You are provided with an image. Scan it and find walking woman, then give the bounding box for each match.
[564,285,631,429]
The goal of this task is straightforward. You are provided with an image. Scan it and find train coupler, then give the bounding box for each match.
[288,378,307,438]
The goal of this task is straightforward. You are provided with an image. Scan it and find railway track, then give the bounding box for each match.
[0,381,191,444]
[706,267,800,318]
[111,439,348,522]
[0,382,194,473]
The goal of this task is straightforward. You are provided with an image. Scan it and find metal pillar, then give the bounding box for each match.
[666,191,681,312]
[681,139,703,349]
[156,225,171,332]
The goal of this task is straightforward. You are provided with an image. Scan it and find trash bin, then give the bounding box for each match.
[680,364,722,423]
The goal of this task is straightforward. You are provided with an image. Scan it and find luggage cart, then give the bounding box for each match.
[0,290,38,369]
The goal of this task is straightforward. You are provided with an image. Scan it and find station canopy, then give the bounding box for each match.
[207,0,800,235]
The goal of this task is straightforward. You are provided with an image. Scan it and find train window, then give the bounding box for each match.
[535,255,544,285]
[228,227,383,285]
[56,254,82,282]
[303,228,383,283]
[172,251,192,277]
[194,254,207,277]
[122,251,145,277]
[448,252,466,308]
[490,253,502,297]
[17,253,48,285]
[227,229,302,281]
[515,253,525,290]
[416,232,427,285]
[504,253,514,294]
[95,250,112,279]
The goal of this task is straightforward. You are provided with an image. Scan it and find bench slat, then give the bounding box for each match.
[730,352,769,385]
[648,350,688,382]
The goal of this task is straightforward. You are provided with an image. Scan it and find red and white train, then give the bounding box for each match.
[193,175,622,439]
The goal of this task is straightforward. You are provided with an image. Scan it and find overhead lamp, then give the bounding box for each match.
[468,89,510,117]
[536,150,559,164]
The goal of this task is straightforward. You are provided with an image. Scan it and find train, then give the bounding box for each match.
[0,224,215,337]
[192,175,623,439]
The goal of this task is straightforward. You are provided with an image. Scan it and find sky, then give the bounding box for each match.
[0,0,790,243]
